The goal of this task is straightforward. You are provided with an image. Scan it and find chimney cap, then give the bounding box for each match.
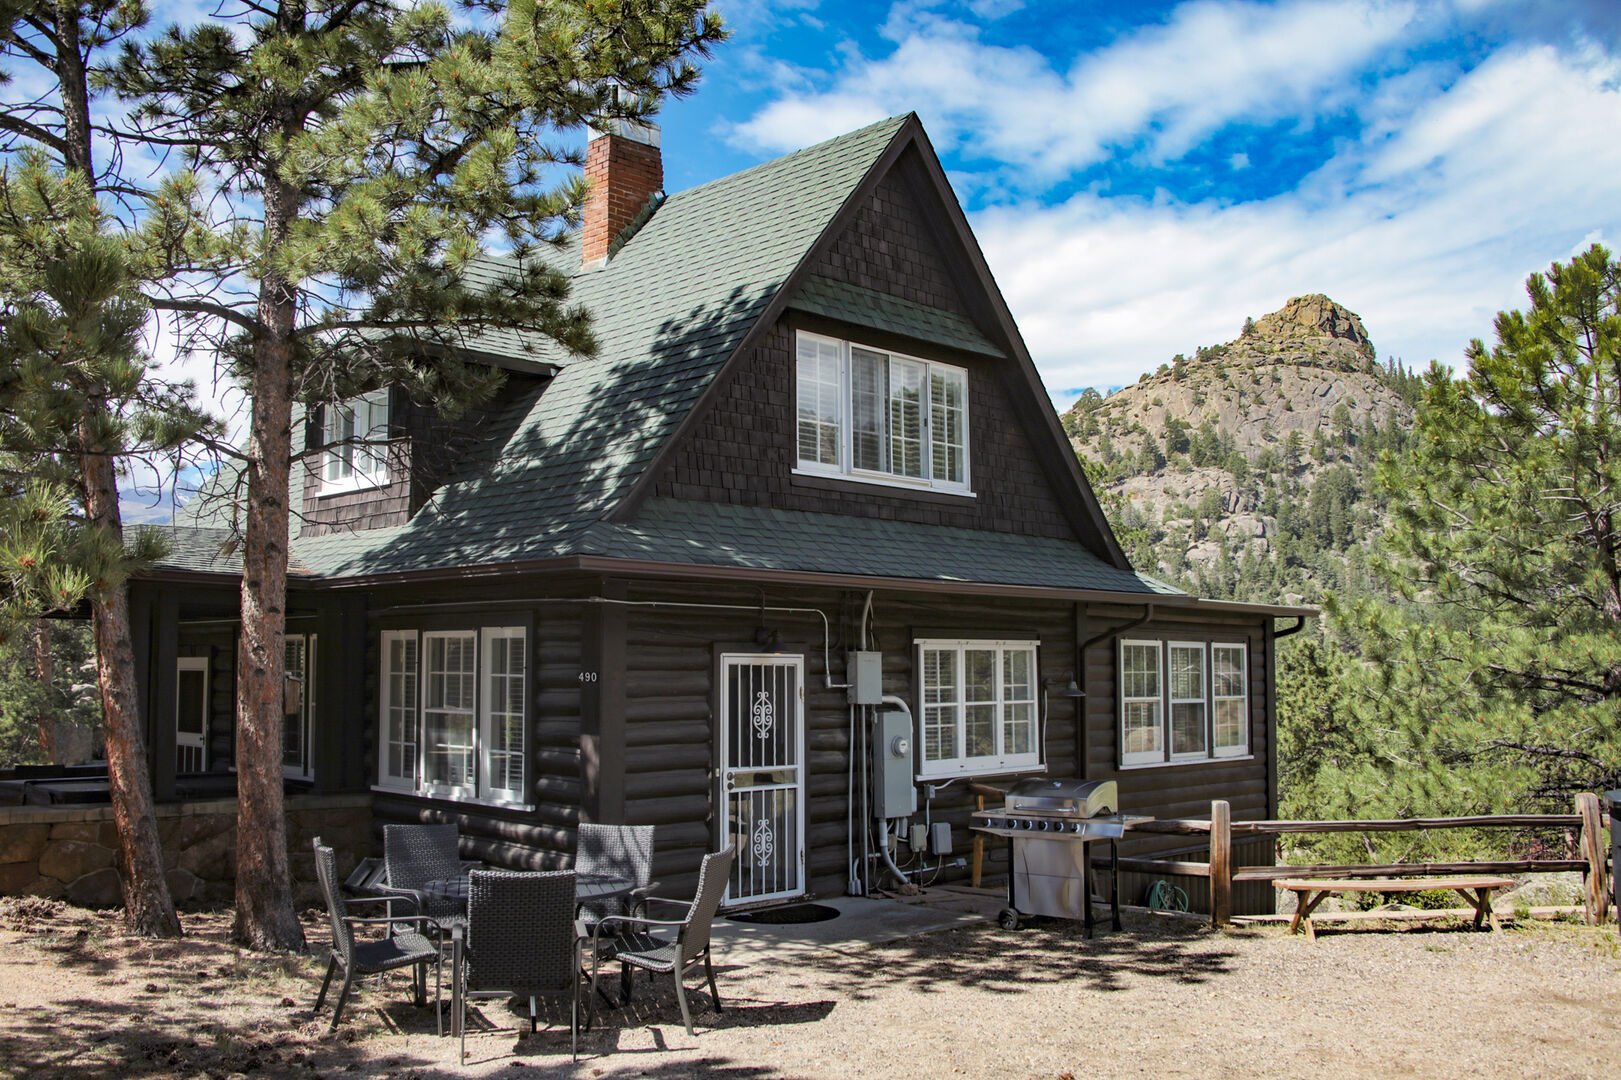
[589,118,660,149]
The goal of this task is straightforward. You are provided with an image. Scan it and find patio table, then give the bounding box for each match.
[420,871,634,922]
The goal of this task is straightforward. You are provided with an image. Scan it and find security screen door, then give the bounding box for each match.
[719,654,806,905]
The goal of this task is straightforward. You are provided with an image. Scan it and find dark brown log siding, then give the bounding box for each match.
[343,575,1273,914]
[364,577,588,869]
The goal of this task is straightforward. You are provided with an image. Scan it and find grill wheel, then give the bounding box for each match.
[998,908,1021,931]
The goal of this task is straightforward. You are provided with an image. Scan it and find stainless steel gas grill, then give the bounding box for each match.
[972,778,1132,935]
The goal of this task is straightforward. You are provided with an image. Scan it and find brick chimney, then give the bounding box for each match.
[581,120,662,269]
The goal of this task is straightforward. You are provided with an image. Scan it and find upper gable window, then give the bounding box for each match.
[322,390,390,492]
[795,331,970,494]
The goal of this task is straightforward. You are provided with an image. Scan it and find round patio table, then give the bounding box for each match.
[421,870,633,918]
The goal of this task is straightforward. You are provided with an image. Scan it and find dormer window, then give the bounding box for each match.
[795,331,970,494]
[322,390,390,492]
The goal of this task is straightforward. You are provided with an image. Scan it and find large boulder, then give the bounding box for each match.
[38,839,114,883]
[0,824,51,865]
[64,866,123,909]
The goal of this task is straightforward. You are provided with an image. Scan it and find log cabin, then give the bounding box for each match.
[121,113,1307,913]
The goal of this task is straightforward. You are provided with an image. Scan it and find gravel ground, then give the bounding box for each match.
[0,896,1617,1079]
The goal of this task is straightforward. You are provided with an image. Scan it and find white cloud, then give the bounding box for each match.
[732,0,1419,182]
[979,45,1621,393]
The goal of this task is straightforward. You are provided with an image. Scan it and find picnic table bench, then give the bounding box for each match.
[1276,875,1515,941]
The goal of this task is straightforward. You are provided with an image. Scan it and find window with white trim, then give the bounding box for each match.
[322,389,390,491]
[1119,638,1249,766]
[917,639,1039,778]
[378,631,418,790]
[379,626,529,806]
[795,331,970,493]
[1212,643,1248,757]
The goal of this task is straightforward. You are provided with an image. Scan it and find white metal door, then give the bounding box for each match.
[175,657,208,773]
[719,654,805,905]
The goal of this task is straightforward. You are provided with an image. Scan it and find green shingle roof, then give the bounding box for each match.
[581,500,1177,595]
[154,115,1181,603]
[789,274,1003,358]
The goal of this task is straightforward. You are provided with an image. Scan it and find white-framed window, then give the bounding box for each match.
[322,389,390,492]
[795,331,970,494]
[1119,638,1250,767]
[916,639,1039,778]
[378,630,419,791]
[1169,642,1208,760]
[378,626,529,807]
[480,627,527,804]
[1120,640,1163,766]
[1212,643,1248,758]
[422,631,478,798]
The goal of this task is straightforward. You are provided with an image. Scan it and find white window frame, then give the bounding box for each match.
[1168,641,1209,761]
[377,630,419,792]
[175,656,209,774]
[1211,643,1250,758]
[794,330,972,496]
[1119,638,1251,767]
[421,630,478,801]
[478,626,528,806]
[915,638,1040,779]
[321,389,391,493]
[375,626,531,809]
[1119,639,1164,767]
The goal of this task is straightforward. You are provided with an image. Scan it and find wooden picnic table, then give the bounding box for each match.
[1276,875,1516,941]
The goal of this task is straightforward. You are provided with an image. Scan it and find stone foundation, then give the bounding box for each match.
[0,794,372,909]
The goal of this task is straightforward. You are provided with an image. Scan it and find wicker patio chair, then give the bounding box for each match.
[586,846,734,1037]
[378,823,468,925]
[575,823,658,928]
[452,869,586,1062]
[311,838,443,1034]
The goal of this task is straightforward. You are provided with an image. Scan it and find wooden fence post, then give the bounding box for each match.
[1210,799,1232,929]
[1577,793,1609,925]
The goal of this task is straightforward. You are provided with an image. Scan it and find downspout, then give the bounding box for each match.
[1273,615,1307,640]
[1078,602,1156,654]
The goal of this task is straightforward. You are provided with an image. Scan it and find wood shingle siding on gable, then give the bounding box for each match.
[648,155,1080,542]
[807,164,972,317]
[652,321,1080,540]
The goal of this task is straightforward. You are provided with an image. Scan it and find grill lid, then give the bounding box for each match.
[1004,777,1117,818]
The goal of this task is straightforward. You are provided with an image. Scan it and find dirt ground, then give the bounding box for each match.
[0,896,1617,1080]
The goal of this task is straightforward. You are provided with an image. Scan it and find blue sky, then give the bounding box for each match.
[115,0,1621,519]
[642,0,1621,404]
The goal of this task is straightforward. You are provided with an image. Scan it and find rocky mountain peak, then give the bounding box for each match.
[1248,294,1375,364]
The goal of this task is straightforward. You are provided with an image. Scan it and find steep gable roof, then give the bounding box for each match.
[157,114,1143,597]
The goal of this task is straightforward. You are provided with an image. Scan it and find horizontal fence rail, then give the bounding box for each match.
[1117,795,1614,929]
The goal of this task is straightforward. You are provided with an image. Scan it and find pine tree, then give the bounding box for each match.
[0,166,214,935]
[3,0,205,937]
[108,0,724,950]
[1354,245,1621,806]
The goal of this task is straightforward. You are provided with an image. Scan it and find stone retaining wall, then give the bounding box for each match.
[0,794,373,909]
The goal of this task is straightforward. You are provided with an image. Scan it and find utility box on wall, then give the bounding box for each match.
[847,651,883,705]
[873,707,918,819]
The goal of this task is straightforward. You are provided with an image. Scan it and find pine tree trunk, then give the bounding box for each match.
[32,620,56,763]
[232,173,306,953]
[81,447,182,938]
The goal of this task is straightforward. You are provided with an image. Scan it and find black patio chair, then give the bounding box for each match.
[452,869,586,1062]
[586,846,734,1037]
[575,823,658,928]
[311,837,443,1034]
[378,823,469,926]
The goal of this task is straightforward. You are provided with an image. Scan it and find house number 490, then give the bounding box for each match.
[578,671,599,683]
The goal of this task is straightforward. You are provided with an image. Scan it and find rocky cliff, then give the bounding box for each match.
[1065,295,1416,602]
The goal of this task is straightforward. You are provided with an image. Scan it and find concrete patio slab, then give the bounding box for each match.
[710,886,1003,966]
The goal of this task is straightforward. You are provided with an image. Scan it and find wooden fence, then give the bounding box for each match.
[1111,793,1613,929]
